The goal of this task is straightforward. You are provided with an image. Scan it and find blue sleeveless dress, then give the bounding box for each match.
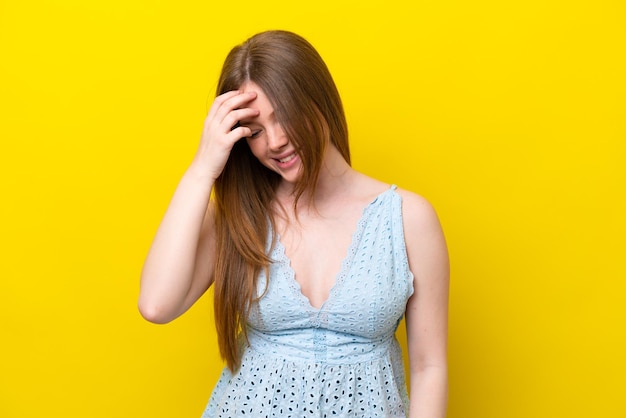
[202,185,414,417]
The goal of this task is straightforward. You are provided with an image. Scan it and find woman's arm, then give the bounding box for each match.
[138,169,217,324]
[138,90,259,324]
[401,190,450,418]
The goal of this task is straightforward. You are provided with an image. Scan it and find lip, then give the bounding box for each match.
[273,151,299,169]
[273,151,297,161]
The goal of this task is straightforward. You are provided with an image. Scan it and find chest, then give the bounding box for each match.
[247,188,413,337]
[248,199,414,338]
[275,208,363,309]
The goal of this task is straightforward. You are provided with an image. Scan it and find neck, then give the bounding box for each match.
[276,144,354,210]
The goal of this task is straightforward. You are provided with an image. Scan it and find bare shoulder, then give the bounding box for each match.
[394,187,442,235]
[393,187,448,279]
[330,172,384,212]
[348,171,392,202]
[347,173,443,236]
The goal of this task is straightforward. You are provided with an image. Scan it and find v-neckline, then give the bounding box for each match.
[274,186,395,312]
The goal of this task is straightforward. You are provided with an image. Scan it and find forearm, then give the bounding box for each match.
[408,365,448,418]
[138,165,214,323]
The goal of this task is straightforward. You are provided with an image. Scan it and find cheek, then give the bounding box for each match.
[246,139,261,156]
[246,139,269,165]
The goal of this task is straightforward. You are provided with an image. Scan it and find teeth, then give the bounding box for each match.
[279,153,296,163]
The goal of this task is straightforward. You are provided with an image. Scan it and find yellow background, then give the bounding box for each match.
[1,1,624,417]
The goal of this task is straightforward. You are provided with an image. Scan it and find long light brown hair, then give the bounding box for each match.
[212,30,350,371]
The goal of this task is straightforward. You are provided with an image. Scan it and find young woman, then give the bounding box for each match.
[139,30,449,418]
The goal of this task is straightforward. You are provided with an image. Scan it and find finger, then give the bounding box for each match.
[206,90,241,120]
[228,125,253,142]
[213,91,258,123]
[222,107,260,132]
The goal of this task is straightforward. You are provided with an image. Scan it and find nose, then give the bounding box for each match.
[267,124,289,152]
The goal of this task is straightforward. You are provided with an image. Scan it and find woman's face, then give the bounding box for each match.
[238,82,302,184]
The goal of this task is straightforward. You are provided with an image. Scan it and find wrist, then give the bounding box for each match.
[184,161,218,192]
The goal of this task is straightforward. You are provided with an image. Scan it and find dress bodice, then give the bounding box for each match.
[203,185,415,418]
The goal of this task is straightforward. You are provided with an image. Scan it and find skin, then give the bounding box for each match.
[238,82,302,188]
[139,82,449,418]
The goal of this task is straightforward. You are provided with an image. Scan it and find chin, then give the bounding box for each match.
[277,169,302,185]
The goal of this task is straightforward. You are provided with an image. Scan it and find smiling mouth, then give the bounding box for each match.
[278,153,297,163]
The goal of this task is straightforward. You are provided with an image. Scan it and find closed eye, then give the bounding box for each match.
[248,130,262,139]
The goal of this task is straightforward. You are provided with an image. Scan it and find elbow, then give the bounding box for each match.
[137,298,176,324]
[410,362,448,382]
[409,354,448,377]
